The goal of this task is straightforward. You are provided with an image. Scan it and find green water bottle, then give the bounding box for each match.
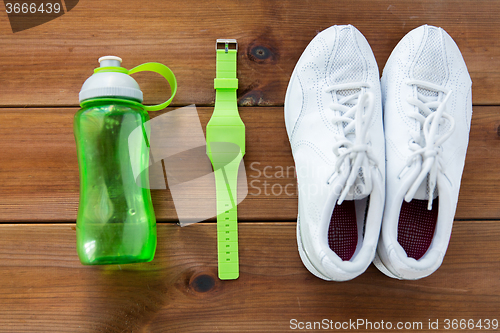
[74,56,177,265]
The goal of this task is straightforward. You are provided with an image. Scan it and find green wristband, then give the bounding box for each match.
[206,39,245,280]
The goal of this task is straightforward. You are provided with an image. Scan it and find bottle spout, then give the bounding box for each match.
[98,56,122,68]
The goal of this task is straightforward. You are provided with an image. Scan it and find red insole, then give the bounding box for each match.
[397,198,439,260]
[328,200,358,261]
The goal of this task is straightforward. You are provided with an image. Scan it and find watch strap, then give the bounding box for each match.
[214,155,241,280]
[206,39,245,280]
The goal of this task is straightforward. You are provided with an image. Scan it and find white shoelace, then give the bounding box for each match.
[325,83,378,205]
[404,79,455,210]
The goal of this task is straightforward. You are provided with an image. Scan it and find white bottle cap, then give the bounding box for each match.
[79,56,143,103]
[98,55,123,68]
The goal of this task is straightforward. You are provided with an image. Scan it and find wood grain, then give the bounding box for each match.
[0,222,498,332]
[0,106,499,222]
[1,1,499,330]
[0,0,499,106]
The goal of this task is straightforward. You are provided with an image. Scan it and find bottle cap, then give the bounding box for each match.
[79,56,144,103]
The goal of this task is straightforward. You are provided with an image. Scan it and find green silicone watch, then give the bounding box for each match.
[206,39,245,280]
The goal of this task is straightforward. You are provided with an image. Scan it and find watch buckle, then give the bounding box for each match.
[216,39,238,53]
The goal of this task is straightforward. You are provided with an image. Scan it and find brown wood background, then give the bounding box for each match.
[0,0,499,332]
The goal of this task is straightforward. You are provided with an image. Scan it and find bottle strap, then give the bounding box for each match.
[128,63,178,111]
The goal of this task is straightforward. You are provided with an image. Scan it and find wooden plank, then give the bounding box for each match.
[0,221,498,332]
[458,106,500,219]
[0,106,499,221]
[0,0,499,106]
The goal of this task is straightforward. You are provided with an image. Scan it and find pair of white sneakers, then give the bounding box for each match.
[285,25,472,281]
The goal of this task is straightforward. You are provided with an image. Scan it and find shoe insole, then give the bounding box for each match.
[398,198,439,260]
[328,200,357,261]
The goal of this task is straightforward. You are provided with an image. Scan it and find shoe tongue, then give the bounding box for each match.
[417,87,438,100]
[336,88,361,137]
[417,87,439,114]
[337,88,360,109]
[341,166,372,201]
[411,176,438,200]
[411,89,442,201]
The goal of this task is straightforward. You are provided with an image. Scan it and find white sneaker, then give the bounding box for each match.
[376,25,472,280]
[285,25,385,281]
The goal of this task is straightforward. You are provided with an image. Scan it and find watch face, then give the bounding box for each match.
[207,142,243,167]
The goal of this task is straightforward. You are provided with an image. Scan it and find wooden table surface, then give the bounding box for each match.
[1,0,499,332]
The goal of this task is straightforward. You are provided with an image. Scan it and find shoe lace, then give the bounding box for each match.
[404,79,455,210]
[325,83,378,205]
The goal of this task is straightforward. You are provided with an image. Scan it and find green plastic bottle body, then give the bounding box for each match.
[74,100,156,265]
